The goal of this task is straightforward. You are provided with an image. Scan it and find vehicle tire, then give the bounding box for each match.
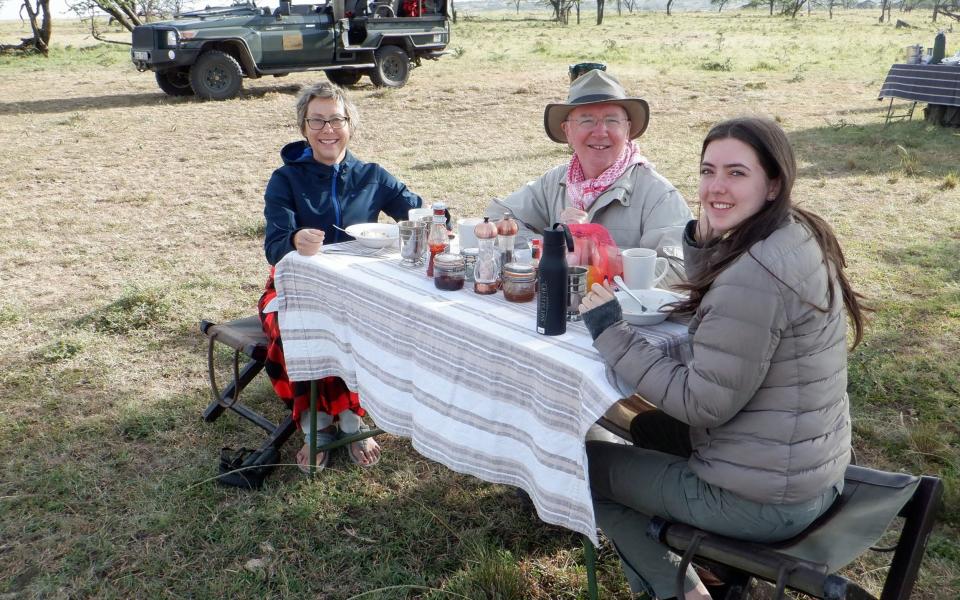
[189,50,243,100]
[326,69,363,87]
[368,45,410,88]
[155,68,194,96]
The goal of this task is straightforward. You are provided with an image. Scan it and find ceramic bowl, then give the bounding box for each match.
[615,288,681,327]
[345,223,400,249]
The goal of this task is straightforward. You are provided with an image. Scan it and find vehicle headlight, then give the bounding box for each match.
[165,30,178,47]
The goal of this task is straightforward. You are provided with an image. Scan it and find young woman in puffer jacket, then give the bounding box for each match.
[578,117,867,600]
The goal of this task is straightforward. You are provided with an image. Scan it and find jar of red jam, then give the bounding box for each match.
[502,262,536,303]
[433,253,465,291]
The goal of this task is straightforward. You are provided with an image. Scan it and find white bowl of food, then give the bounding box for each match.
[614,288,682,327]
[345,223,400,249]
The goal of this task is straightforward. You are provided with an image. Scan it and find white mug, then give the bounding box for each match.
[457,217,483,250]
[622,248,668,289]
[408,207,432,222]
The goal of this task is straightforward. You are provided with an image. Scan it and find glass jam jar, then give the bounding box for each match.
[433,253,465,291]
[502,262,536,303]
[461,247,479,283]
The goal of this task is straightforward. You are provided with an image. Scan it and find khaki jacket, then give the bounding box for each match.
[594,219,851,504]
[486,162,692,287]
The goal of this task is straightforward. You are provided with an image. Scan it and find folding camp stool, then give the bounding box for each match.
[200,316,384,478]
[592,395,944,600]
[649,465,943,600]
[201,316,297,473]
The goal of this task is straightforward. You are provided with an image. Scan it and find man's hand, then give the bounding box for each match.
[559,207,589,225]
[294,228,325,256]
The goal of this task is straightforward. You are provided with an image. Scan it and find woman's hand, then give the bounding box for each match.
[579,281,617,314]
[294,228,325,256]
[560,207,589,225]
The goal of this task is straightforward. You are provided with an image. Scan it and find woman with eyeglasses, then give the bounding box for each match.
[260,81,423,473]
[485,68,691,286]
[579,117,865,600]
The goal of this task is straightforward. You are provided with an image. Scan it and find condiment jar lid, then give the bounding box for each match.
[474,216,498,240]
[460,247,479,257]
[435,253,465,267]
[503,262,535,277]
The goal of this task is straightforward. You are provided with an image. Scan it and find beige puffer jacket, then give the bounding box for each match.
[486,162,692,288]
[593,218,851,504]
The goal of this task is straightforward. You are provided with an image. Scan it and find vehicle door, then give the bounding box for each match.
[257,8,336,68]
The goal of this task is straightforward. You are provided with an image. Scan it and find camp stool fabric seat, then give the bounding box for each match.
[594,397,944,600]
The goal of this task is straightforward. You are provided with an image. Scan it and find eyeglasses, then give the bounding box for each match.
[304,116,350,130]
[568,117,628,130]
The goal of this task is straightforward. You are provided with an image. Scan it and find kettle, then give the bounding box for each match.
[536,223,575,336]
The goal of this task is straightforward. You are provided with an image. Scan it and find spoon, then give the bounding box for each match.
[332,223,350,235]
[613,275,648,313]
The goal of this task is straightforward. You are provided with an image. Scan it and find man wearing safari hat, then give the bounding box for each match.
[486,67,690,286]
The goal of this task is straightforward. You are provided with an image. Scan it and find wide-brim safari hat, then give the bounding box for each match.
[543,70,650,144]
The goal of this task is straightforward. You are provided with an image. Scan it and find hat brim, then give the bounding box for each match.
[543,97,649,144]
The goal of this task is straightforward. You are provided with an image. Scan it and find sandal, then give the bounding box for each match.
[338,424,381,468]
[296,428,337,474]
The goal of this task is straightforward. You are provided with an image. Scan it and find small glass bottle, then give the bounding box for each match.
[433,253,465,291]
[502,262,536,303]
[426,201,447,278]
[473,217,500,295]
[461,247,479,284]
[496,211,519,268]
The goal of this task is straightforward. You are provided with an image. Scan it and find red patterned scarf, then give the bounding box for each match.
[566,140,647,211]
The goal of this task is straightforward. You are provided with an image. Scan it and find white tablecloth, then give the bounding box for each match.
[273,242,690,544]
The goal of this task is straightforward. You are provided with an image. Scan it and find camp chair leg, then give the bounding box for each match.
[203,356,265,422]
[583,535,598,600]
[880,476,943,600]
[309,380,319,477]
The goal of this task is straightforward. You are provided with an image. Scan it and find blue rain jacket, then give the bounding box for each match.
[263,141,422,265]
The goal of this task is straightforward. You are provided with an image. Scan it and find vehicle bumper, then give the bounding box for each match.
[131,47,201,71]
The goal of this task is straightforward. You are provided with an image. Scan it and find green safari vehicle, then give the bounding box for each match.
[131,0,450,100]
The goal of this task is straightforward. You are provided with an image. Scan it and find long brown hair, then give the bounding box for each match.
[673,117,867,348]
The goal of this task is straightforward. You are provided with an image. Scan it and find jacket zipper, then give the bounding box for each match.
[331,164,342,243]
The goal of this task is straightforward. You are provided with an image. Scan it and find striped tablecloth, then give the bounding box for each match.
[878,63,960,107]
[273,242,690,544]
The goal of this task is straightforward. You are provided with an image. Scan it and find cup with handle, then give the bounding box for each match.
[621,248,668,289]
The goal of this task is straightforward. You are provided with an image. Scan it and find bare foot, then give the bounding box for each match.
[296,444,328,473]
[348,436,381,467]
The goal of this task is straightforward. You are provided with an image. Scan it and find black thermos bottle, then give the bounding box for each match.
[536,223,575,336]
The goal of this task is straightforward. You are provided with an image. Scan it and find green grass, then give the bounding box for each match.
[1,7,959,599]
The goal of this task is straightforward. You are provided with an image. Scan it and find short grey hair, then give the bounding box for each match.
[295,81,360,137]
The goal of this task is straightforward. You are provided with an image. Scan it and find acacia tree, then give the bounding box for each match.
[541,0,575,22]
[596,0,603,23]
[666,0,675,15]
[711,0,730,12]
[0,0,51,54]
[68,0,144,31]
